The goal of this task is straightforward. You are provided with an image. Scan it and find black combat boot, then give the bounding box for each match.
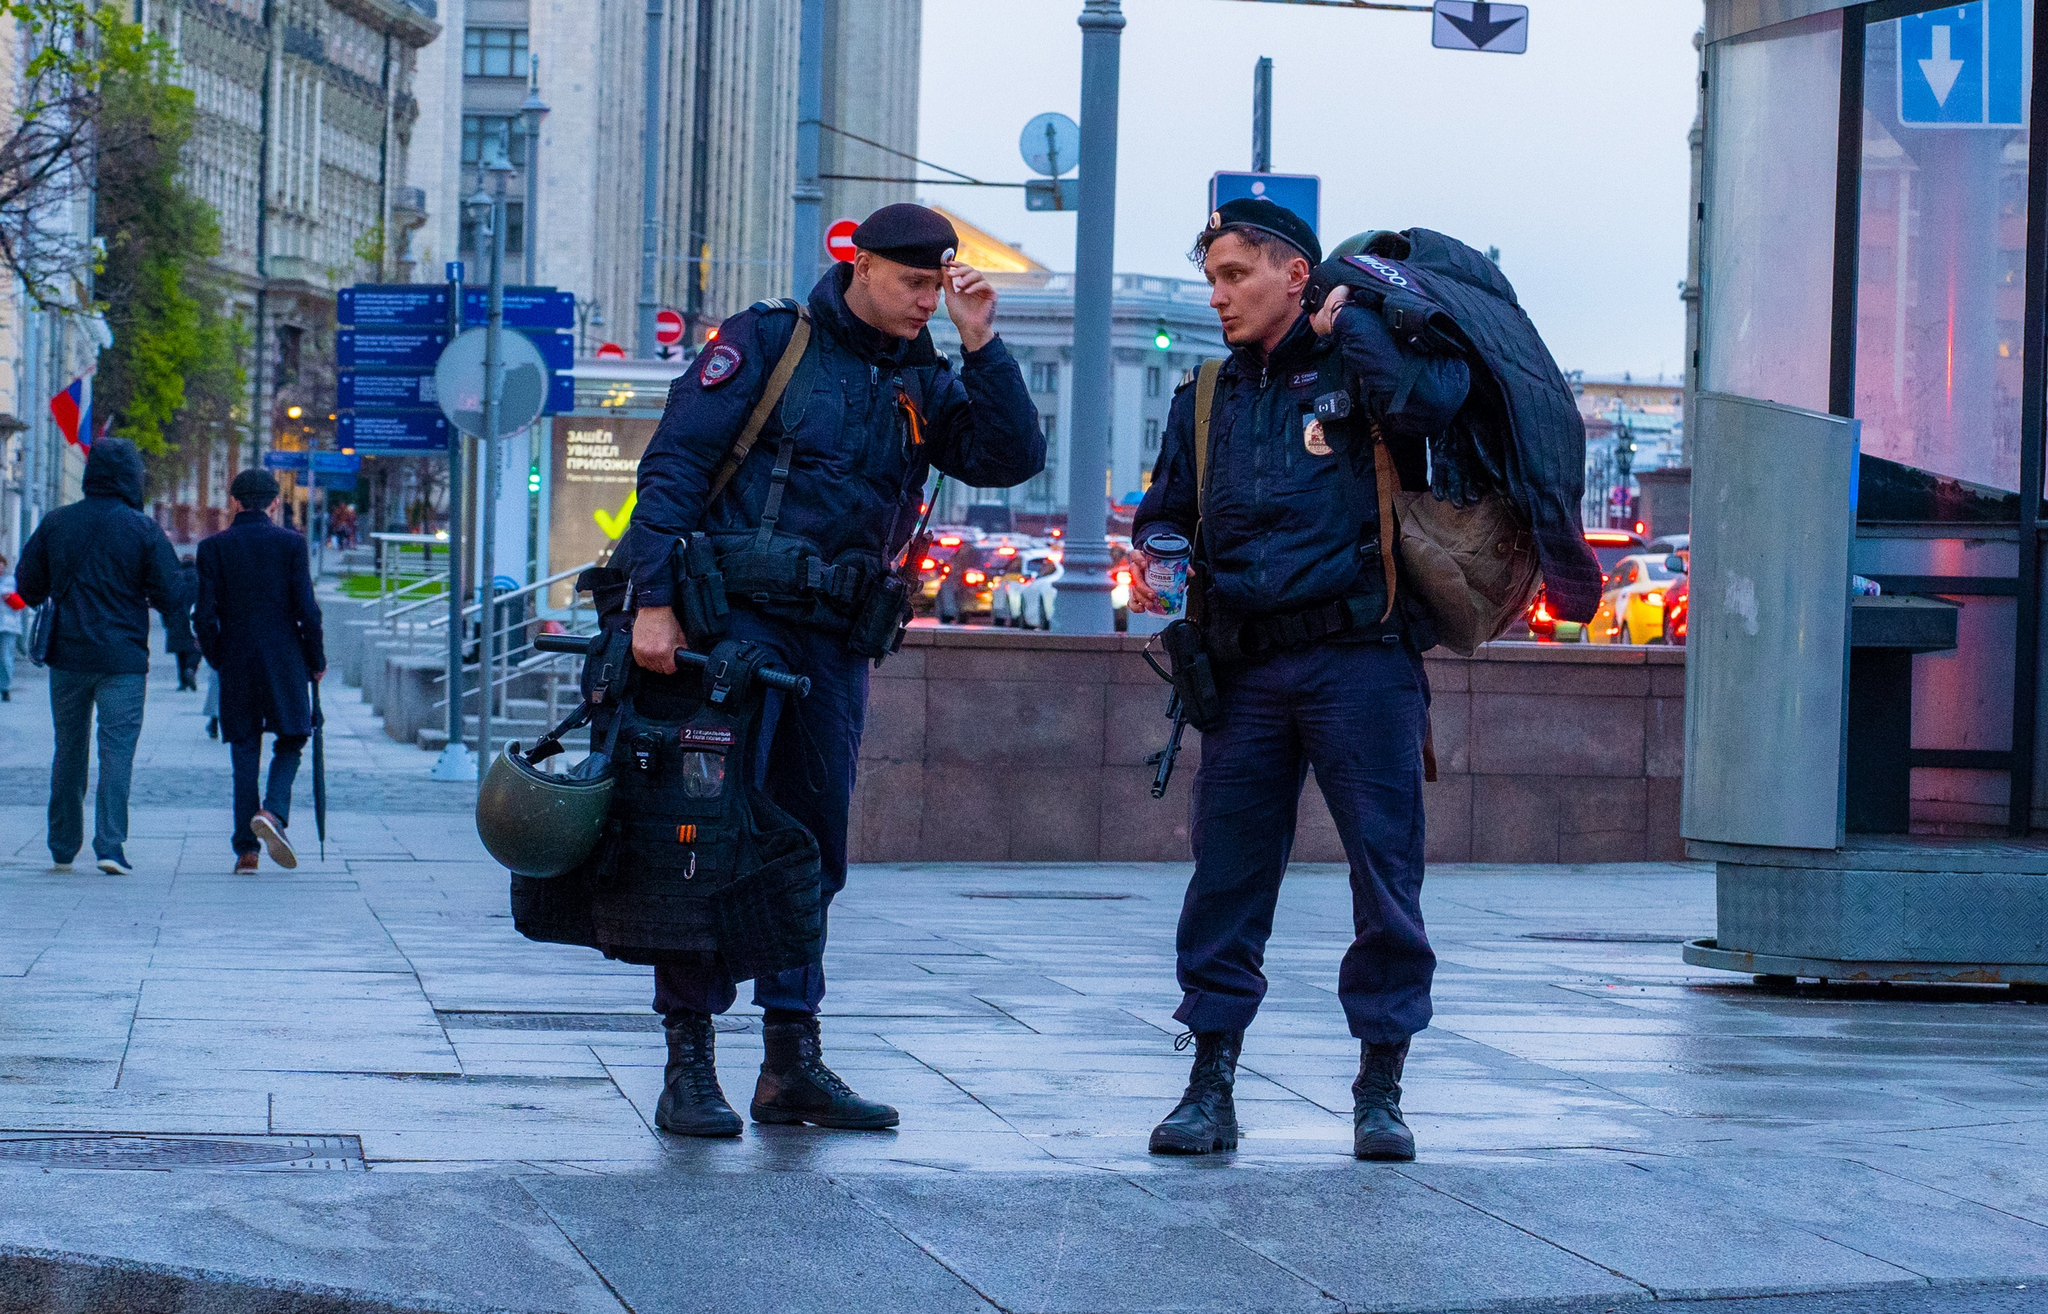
[1149,1030,1244,1155]
[654,1011,742,1138]
[1353,1038,1415,1161]
[750,1012,899,1130]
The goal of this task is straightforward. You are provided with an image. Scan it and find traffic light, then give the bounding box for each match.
[1153,318,1172,351]
[527,463,541,494]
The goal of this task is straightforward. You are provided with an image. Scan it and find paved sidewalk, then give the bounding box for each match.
[0,646,2045,1312]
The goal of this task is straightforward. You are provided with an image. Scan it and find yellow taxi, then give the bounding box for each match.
[1589,553,1687,645]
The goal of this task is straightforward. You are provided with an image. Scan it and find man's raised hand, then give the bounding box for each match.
[943,261,997,353]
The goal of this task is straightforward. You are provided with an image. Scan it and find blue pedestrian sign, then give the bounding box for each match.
[262,449,310,472]
[1900,0,2026,128]
[339,372,436,412]
[338,329,450,370]
[1209,172,1319,238]
[341,412,451,455]
[461,287,576,330]
[339,285,450,327]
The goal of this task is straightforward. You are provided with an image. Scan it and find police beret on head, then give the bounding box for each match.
[1204,197,1321,266]
[852,203,959,270]
[231,468,279,503]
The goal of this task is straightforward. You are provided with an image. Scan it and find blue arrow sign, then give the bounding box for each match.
[1209,172,1320,237]
[341,412,451,454]
[548,373,576,415]
[1900,0,2025,127]
[462,287,576,330]
[1432,2,1529,54]
[339,285,451,327]
[262,449,310,472]
[520,330,574,373]
[312,452,362,473]
[339,372,436,411]
[338,329,450,370]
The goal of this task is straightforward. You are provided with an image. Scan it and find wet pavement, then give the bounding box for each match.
[0,643,2045,1311]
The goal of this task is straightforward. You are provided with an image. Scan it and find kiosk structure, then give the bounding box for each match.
[1683,0,2048,987]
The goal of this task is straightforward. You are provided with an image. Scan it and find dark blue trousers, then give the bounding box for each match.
[229,733,306,856]
[1175,636,1435,1044]
[652,611,868,1018]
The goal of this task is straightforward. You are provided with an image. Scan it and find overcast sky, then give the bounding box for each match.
[917,0,1705,378]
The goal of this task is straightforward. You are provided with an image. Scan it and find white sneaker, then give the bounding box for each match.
[95,857,134,876]
[251,811,298,870]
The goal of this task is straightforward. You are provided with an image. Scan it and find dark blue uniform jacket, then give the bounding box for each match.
[195,511,325,742]
[1134,307,1469,620]
[622,265,1044,612]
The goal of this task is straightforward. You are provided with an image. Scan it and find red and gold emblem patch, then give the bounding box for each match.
[699,343,743,388]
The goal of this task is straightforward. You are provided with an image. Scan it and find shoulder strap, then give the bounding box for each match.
[705,306,813,504]
[1193,358,1223,515]
[1370,423,1400,623]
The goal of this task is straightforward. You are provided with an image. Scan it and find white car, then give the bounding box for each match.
[994,548,1063,630]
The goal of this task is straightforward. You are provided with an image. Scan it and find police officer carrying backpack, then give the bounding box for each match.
[617,203,1043,1137]
[1127,198,1471,1162]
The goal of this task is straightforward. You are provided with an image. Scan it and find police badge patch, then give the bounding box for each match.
[699,343,743,388]
[1303,413,1333,457]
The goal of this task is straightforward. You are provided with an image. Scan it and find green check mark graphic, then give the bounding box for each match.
[594,490,636,540]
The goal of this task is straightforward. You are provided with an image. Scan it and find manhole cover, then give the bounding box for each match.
[0,1136,357,1169]
[960,892,1131,901]
[437,1011,750,1033]
[1522,932,1693,944]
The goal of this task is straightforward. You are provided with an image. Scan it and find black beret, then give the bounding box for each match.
[852,203,959,270]
[231,468,280,502]
[1203,197,1321,265]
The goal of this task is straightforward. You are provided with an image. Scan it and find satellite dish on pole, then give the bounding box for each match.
[434,327,550,440]
[1020,112,1080,177]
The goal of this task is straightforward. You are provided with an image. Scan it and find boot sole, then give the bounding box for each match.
[251,815,298,870]
[750,1105,900,1131]
[655,1119,743,1138]
[1353,1133,1416,1162]
[1148,1128,1239,1155]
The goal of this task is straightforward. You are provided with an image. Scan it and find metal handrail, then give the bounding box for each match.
[429,565,599,745]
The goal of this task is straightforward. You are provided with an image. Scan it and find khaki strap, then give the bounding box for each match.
[1192,358,1223,514]
[1370,421,1400,623]
[705,309,812,503]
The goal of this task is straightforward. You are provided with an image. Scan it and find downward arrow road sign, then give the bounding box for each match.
[1432,1,1529,54]
[1921,25,1964,106]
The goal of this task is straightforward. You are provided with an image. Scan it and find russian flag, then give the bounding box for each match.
[49,374,91,449]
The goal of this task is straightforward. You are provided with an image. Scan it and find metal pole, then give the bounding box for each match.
[792,0,824,300]
[523,121,540,286]
[637,0,665,356]
[1252,56,1272,172]
[480,170,508,772]
[1052,0,1124,634]
[431,260,472,781]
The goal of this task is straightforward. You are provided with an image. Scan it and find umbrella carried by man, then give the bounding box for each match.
[194,469,327,874]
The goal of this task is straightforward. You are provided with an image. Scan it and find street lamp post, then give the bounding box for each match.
[1052,0,1124,634]
[470,147,513,772]
[518,67,549,285]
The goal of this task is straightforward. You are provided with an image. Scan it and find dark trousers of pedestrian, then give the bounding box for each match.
[1175,635,1435,1045]
[47,669,147,864]
[230,733,307,856]
[653,610,868,1019]
[175,651,202,690]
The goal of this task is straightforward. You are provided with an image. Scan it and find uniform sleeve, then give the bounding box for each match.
[291,533,325,674]
[924,336,1044,489]
[142,526,184,617]
[617,308,796,609]
[1132,380,1199,551]
[1332,303,1470,439]
[193,541,221,664]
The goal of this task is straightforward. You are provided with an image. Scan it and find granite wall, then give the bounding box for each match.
[847,628,1687,866]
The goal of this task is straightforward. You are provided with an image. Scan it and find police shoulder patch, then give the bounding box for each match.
[699,342,743,388]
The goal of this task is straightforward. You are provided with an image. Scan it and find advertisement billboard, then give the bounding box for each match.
[548,415,659,609]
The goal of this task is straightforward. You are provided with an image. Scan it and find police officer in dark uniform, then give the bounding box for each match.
[1127,198,1470,1162]
[619,203,1043,1137]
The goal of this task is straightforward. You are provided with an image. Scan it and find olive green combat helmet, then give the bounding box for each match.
[476,743,613,879]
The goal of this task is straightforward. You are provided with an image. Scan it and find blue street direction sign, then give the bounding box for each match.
[313,452,361,473]
[1432,2,1529,54]
[1900,0,2025,127]
[339,285,451,327]
[338,329,449,370]
[521,330,575,373]
[339,372,435,411]
[461,287,576,330]
[1209,172,1320,236]
[341,412,451,454]
[262,449,309,472]
[1026,178,1080,212]
[548,373,576,415]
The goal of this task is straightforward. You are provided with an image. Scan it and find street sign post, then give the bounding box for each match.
[339,285,451,327]
[826,218,859,262]
[655,308,685,346]
[338,329,450,370]
[341,412,452,454]
[1209,171,1320,234]
[1899,0,2025,127]
[460,287,576,329]
[339,373,436,411]
[434,326,550,441]
[1021,111,1080,177]
[1432,1,1529,54]
[1027,178,1081,211]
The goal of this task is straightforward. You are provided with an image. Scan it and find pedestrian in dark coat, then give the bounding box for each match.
[165,555,201,691]
[14,437,187,874]
[194,469,325,873]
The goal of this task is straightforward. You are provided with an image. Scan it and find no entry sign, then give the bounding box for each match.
[594,342,627,360]
[826,218,859,263]
[655,308,685,346]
